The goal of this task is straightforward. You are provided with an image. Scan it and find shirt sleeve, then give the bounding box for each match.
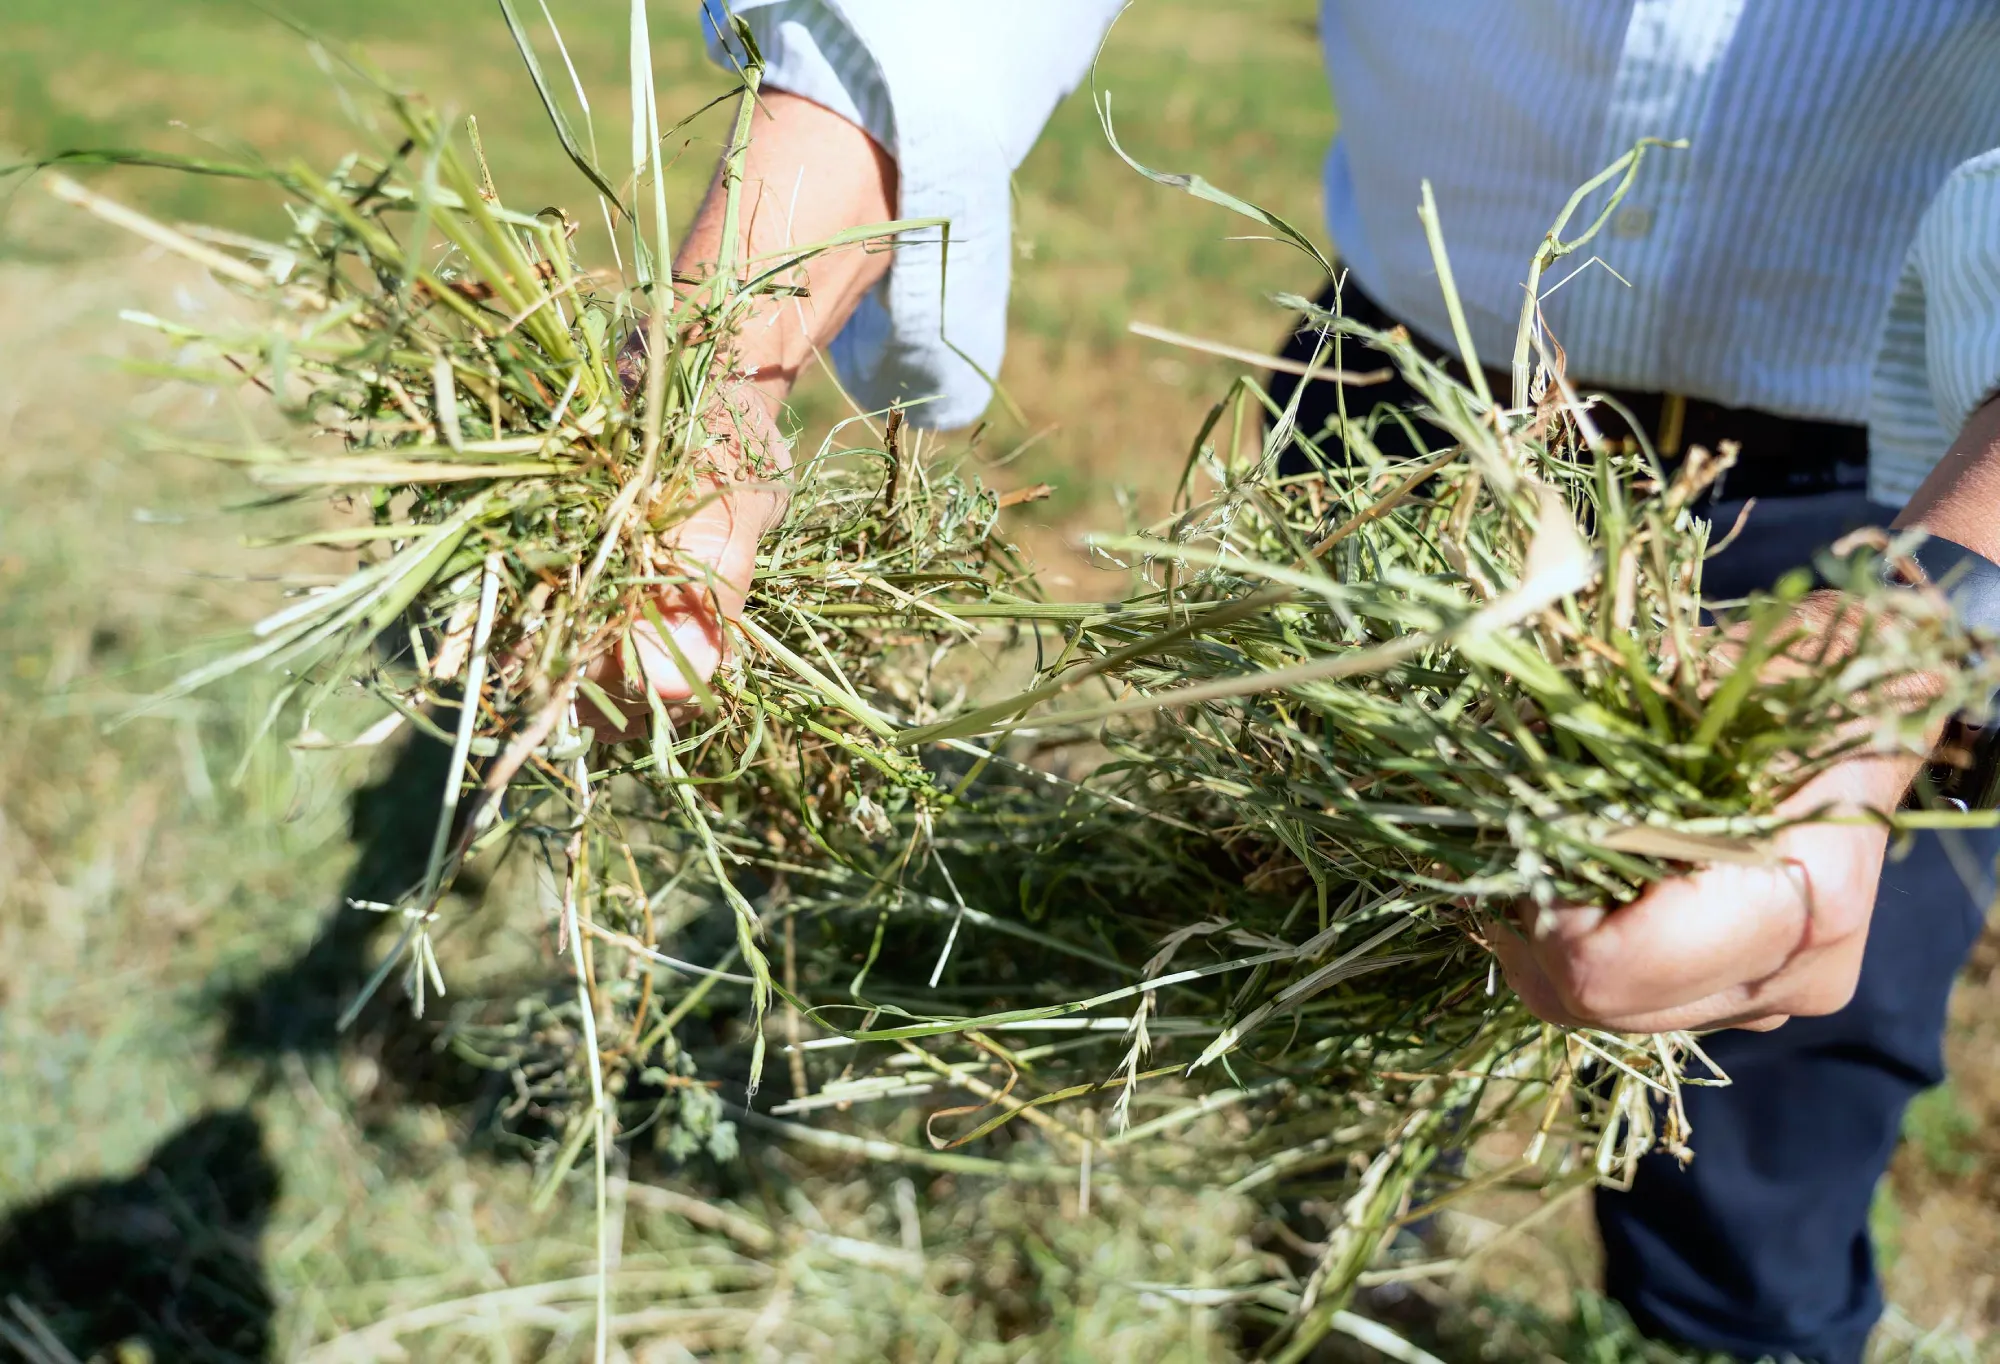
[701,1,895,153]
[1869,148,2000,505]
[704,1,1124,429]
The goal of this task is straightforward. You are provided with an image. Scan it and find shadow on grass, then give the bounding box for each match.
[223,730,454,1052]
[0,741,453,1364]
[0,1110,279,1364]
[218,731,520,1126]
[0,735,609,1364]
[218,728,772,1146]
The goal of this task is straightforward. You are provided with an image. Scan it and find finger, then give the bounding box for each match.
[1572,979,1817,1034]
[1552,981,1777,1034]
[663,486,765,621]
[661,427,792,624]
[628,608,726,705]
[631,476,786,698]
[1501,893,1869,1031]
[581,376,794,725]
[1520,859,1815,1023]
[1508,914,1868,1033]
[1489,924,1584,1028]
[1497,929,1797,1034]
[1491,921,1785,1033]
[1496,910,1805,1037]
[1727,1013,1792,1033]
[1522,761,1898,1022]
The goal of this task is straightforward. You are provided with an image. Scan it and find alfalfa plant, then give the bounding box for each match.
[19,10,2000,1359]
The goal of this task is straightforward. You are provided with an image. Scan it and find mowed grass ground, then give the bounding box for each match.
[1,3,1997,1360]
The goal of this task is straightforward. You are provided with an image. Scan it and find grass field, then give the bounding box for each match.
[1,2,1996,1360]
[1,0,1333,548]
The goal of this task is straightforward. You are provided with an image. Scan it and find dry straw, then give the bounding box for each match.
[22,10,2000,1358]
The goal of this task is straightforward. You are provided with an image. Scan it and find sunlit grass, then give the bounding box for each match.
[4,5,1997,1361]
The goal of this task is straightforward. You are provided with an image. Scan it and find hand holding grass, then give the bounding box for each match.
[1496,714,1922,1036]
[591,376,790,719]
[1499,393,2000,1036]
[592,91,896,723]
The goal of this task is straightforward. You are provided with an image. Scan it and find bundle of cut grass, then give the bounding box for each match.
[723,152,2000,1357]
[25,19,2000,1360]
[19,12,1038,1241]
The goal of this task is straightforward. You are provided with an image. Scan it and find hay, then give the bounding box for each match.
[25,18,2000,1359]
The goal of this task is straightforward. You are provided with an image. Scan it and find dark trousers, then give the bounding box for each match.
[1272,288,1996,1364]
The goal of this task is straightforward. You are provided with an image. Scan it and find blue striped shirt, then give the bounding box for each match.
[708,2,2000,505]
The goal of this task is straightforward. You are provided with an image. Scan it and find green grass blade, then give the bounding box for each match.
[496,0,629,216]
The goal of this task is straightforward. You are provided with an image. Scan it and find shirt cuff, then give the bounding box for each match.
[701,0,894,154]
[705,2,1120,430]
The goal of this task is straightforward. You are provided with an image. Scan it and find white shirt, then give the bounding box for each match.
[706,2,2000,506]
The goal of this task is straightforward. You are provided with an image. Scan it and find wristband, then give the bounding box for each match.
[1897,534,2000,635]
[1892,534,2000,811]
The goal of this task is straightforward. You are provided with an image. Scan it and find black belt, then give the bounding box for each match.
[1582,389,1869,503]
[1284,280,1871,505]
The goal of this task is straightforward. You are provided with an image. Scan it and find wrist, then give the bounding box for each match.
[728,325,804,414]
[1894,392,2000,563]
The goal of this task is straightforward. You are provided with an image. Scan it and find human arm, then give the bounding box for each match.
[619,88,898,703]
[614,3,1121,705]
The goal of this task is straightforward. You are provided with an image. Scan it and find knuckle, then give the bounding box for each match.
[1546,943,1620,1023]
[1789,970,1861,1019]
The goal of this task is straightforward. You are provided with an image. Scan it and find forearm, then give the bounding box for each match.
[1893,392,2000,561]
[673,91,899,411]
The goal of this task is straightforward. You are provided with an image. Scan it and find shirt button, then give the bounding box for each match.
[1611,205,1655,239]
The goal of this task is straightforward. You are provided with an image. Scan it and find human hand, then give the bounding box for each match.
[637,378,792,695]
[1492,752,1917,1033]
[1491,594,1937,1034]
[576,89,894,742]
[586,369,791,738]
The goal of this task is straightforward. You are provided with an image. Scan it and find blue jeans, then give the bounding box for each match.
[1597,493,1997,1364]
[1597,823,1992,1364]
